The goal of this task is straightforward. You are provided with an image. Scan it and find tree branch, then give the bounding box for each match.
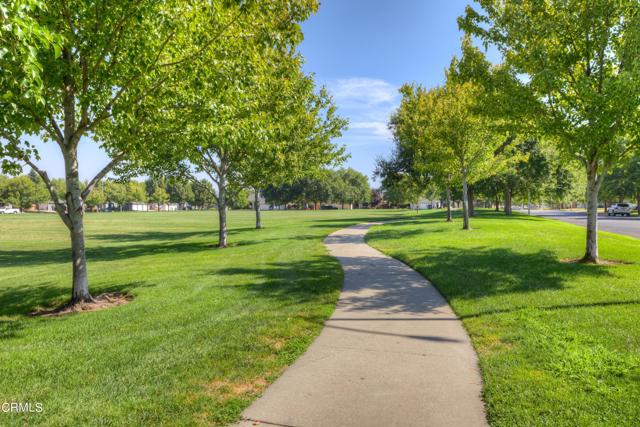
[91,0,145,74]
[48,113,64,143]
[81,152,125,200]
[23,158,73,229]
[187,171,219,203]
[83,5,245,137]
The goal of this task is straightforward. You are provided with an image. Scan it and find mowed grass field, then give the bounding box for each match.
[0,209,407,426]
[367,210,640,427]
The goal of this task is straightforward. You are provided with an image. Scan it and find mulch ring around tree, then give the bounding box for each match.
[30,292,133,317]
[560,257,633,266]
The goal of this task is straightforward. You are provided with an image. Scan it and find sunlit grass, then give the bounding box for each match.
[0,209,408,426]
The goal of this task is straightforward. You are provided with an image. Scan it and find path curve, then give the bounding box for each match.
[236,223,487,427]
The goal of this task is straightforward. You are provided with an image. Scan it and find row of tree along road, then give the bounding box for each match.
[0,1,348,306]
[376,1,640,264]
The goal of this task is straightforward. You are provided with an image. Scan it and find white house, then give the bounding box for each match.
[37,202,57,212]
[124,202,149,212]
[410,198,442,210]
[248,190,285,210]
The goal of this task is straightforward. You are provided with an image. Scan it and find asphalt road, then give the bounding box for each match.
[527,209,640,239]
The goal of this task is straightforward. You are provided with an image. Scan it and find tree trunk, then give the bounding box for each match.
[69,211,90,303]
[495,198,499,211]
[603,200,608,214]
[254,188,262,229]
[527,189,531,215]
[468,185,475,217]
[446,187,453,222]
[63,148,92,304]
[636,193,640,215]
[504,188,512,215]
[218,176,228,248]
[461,171,470,230]
[583,164,603,263]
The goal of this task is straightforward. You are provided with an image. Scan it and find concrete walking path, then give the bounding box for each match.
[235,223,487,427]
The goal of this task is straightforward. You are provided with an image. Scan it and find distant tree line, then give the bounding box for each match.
[0,171,228,211]
[3,168,373,212]
[263,168,371,209]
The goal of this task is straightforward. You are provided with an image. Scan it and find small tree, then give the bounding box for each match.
[429,82,504,229]
[85,186,106,212]
[104,181,128,211]
[150,187,170,212]
[192,179,215,210]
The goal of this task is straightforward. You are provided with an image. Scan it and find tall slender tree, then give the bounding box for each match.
[429,82,505,229]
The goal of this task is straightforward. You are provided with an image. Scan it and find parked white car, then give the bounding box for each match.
[0,208,22,215]
[0,207,21,214]
[607,203,632,216]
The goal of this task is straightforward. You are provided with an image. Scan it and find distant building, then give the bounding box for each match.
[124,202,149,212]
[146,203,179,211]
[410,199,441,210]
[37,202,57,212]
[248,190,285,210]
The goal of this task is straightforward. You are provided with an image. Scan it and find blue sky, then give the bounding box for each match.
[298,0,474,184]
[27,0,476,186]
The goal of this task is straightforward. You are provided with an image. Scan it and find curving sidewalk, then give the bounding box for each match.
[235,223,487,427]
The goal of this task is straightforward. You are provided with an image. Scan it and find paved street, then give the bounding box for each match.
[527,210,640,239]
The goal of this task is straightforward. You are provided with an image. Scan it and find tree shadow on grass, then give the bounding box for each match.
[369,245,627,322]
[460,299,640,319]
[211,256,342,306]
[88,227,260,243]
[0,241,216,267]
[402,246,613,300]
[89,230,214,242]
[0,280,152,318]
[304,213,414,229]
[0,227,328,268]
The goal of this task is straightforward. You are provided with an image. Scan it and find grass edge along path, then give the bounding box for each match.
[366,209,640,427]
[0,209,408,426]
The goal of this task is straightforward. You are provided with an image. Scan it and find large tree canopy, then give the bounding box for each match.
[0,0,327,303]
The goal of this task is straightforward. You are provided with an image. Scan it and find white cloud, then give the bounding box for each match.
[328,78,399,107]
[349,121,393,139]
[321,77,399,152]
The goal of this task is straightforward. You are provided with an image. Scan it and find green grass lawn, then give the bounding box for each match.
[367,209,640,427]
[0,209,407,426]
